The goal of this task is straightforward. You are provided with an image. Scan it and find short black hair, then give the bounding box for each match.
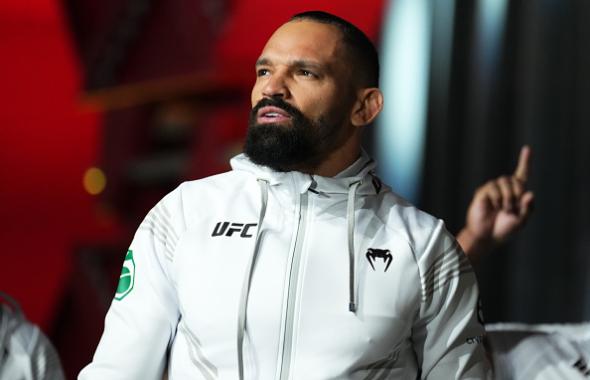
[290,10,380,88]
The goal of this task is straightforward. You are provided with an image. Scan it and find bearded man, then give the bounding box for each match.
[80,11,491,379]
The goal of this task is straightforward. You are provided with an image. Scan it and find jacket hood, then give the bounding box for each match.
[229,150,383,196]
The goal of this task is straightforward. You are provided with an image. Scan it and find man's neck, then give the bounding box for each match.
[305,137,361,177]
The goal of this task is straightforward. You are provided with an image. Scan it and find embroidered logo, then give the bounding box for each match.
[366,248,393,272]
[466,335,484,344]
[115,250,135,300]
[211,222,257,238]
[573,358,590,376]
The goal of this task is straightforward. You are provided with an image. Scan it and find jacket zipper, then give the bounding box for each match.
[278,191,308,380]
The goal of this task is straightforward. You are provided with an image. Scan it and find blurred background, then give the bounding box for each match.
[0,0,588,377]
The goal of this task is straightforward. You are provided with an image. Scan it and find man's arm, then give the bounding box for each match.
[79,189,185,380]
[413,223,491,379]
[457,146,534,264]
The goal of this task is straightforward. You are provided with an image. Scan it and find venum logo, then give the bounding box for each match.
[212,222,258,238]
[366,248,393,272]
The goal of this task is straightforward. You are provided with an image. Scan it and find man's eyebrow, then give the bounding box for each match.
[291,60,325,71]
[255,57,326,71]
[255,57,272,67]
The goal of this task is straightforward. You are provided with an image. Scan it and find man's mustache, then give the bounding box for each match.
[251,97,304,120]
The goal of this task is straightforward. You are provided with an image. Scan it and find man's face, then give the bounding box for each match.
[244,20,356,172]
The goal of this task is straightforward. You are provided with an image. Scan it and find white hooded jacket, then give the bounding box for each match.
[80,152,491,379]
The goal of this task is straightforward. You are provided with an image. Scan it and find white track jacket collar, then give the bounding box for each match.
[80,151,491,380]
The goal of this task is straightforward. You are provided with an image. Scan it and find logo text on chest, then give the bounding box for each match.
[211,222,258,238]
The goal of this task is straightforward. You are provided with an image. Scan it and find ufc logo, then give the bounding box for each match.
[212,222,257,238]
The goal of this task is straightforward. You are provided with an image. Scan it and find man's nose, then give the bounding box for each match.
[262,72,290,98]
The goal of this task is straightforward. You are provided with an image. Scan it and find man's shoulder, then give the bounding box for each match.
[376,189,442,234]
[180,169,249,193]
[149,170,253,225]
[372,188,456,259]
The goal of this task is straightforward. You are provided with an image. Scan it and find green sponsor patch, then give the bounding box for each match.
[115,250,135,300]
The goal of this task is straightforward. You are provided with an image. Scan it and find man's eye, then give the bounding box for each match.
[299,70,317,78]
[257,68,270,77]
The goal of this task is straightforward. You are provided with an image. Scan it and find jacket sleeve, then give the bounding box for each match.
[79,188,185,380]
[412,221,491,379]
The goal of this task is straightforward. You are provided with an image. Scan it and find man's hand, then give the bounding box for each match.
[458,146,535,262]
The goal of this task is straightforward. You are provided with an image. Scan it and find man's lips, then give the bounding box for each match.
[256,106,292,124]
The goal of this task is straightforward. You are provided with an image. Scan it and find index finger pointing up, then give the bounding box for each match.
[514,145,531,182]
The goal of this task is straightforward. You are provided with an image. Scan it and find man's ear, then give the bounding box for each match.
[350,88,384,127]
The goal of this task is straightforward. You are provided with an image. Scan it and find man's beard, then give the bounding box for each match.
[244,97,344,172]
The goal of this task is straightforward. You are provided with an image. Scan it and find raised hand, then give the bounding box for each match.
[458,146,535,261]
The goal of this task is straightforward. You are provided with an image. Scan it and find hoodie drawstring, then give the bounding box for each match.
[347,180,362,313]
[237,178,362,378]
[237,179,269,380]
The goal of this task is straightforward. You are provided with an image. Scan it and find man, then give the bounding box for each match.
[456,148,590,380]
[0,292,65,380]
[80,11,490,379]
